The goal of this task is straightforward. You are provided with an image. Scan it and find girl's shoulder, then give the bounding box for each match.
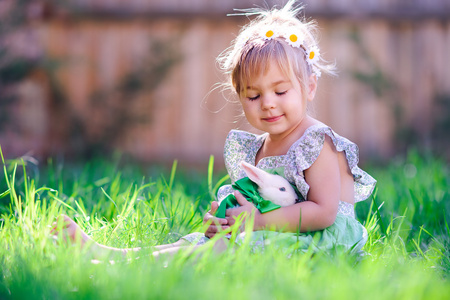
[288,123,376,202]
[224,129,263,155]
[223,130,266,182]
[224,130,267,157]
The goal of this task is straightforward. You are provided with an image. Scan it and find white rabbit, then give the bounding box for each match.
[241,161,298,206]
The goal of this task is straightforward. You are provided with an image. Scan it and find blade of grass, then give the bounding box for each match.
[207,155,214,199]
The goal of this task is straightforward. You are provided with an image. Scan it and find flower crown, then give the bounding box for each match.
[236,27,322,77]
[262,28,321,77]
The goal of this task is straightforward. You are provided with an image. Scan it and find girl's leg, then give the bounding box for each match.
[52,215,229,260]
[51,215,187,257]
[150,236,229,258]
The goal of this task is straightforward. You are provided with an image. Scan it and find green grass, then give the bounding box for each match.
[0,150,449,299]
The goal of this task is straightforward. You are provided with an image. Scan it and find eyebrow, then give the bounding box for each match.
[246,80,290,90]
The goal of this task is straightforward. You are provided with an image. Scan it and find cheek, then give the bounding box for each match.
[241,105,260,124]
[241,106,254,119]
[240,99,256,113]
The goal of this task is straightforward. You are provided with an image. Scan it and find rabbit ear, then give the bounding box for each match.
[240,161,269,187]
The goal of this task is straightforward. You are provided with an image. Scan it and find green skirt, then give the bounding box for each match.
[181,214,367,254]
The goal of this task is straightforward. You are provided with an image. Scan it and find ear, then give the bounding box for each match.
[307,74,317,102]
[240,161,267,187]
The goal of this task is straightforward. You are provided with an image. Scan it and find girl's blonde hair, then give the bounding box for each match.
[217,0,336,98]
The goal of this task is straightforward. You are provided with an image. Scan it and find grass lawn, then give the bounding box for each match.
[0,151,449,299]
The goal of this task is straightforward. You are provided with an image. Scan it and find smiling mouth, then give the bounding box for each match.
[262,115,283,122]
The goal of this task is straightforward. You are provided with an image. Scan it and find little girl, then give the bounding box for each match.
[53,0,376,257]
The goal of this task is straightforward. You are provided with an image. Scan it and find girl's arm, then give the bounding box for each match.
[226,136,341,232]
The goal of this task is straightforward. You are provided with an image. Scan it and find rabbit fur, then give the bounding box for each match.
[240,161,298,206]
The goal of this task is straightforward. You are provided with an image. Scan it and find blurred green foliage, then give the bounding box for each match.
[350,29,450,160]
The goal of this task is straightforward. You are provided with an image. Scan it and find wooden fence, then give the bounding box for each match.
[1,0,449,164]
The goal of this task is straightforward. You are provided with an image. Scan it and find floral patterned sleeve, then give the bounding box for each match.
[288,124,377,203]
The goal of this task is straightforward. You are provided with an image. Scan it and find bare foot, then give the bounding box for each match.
[51,214,94,248]
[51,215,121,263]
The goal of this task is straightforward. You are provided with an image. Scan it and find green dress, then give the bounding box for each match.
[182,124,376,253]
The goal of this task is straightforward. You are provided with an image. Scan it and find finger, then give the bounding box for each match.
[210,201,219,214]
[205,225,219,236]
[205,230,220,239]
[234,191,250,206]
[205,225,229,238]
[204,212,227,225]
[204,207,228,223]
[208,223,230,233]
[225,217,236,226]
[207,216,228,226]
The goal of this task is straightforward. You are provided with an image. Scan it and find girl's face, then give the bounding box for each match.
[239,60,317,140]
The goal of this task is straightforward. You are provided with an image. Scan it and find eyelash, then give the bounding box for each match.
[247,91,287,101]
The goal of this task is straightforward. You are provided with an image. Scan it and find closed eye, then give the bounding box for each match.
[276,91,287,96]
[248,95,260,101]
[279,187,286,192]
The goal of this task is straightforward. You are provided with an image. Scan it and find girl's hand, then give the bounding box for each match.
[225,191,260,229]
[203,201,229,238]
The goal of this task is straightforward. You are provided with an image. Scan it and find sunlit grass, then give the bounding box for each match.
[0,149,449,299]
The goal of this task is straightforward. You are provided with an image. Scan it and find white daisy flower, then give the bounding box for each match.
[261,27,278,40]
[285,33,303,48]
[306,45,320,65]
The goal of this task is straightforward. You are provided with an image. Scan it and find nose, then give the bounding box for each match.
[260,95,276,110]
